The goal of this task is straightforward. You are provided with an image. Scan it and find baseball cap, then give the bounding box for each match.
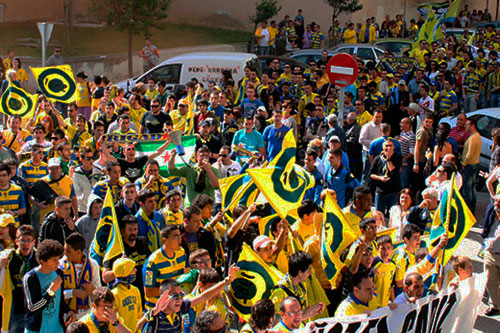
[257,105,267,112]
[398,79,406,86]
[0,214,16,228]
[113,258,136,278]
[387,73,395,79]
[178,99,188,106]
[200,118,215,127]
[253,235,273,251]
[48,158,62,168]
[329,135,341,143]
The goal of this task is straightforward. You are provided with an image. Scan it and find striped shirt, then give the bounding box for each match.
[398,130,416,157]
[92,177,129,204]
[0,183,26,224]
[463,72,482,94]
[370,91,386,109]
[449,126,469,147]
[439,90,458,116]
[143,247,187,309]
[311,32,324,48]
[19,160,48,184]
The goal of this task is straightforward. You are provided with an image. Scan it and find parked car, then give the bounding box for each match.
[115,52,259,97]
[286,49,335,64]
[442,28,465,38]
[372,39,412,55]
[257,55,308,74]
[440,108,500,173]
[330,44,386,64]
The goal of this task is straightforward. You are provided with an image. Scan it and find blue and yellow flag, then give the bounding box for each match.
[229,243,282,321]
[0,84,37,118]
[321,193,358,287]
[247,131,313,219]
[30,64,77,103]
[437,0,461,23]
[0,249,14,331]
[89,191,125,267]
[412,10,439,50]
[428,173,475,267]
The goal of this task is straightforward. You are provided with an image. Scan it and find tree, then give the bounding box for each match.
[249,0,281,53]
[324,0,363,44]
[89,0,171,76]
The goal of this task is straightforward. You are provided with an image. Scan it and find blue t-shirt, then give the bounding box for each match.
[27,270,63,333]
[240,98,265,118]
[232,129,265,163]
[208,104,225,123]
[262,124,291,161]
[368,136,402,157]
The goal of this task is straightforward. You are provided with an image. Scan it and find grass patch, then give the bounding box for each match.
[0,22,251,58]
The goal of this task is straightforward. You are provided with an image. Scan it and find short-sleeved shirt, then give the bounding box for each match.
[92,177,129,204]
[0,184,26,225]
[439,90,458,116]
[112,283,142,332]
[240,98,265,118]
[262,124,291,161]
[19,160,48,184]
[231,129,265,163]
[335,293,371,317]
[392,247,416,282]
[143,247,187,309]
[416,126,433,162]
[372,257,397,308]
[118,155,148,183]
[143,300,191,333]
[140,111,172,134]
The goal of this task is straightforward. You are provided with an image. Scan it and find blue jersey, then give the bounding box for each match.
[368,136,402,157]
[304,167,323,205]
[262,124,291,161]
[325,165,360,208]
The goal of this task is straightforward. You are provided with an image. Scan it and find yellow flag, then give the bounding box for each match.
[0,250,14,331]
[428,173,476,266]
[89,191,125,266]
[229,243,282,321]
[321,193,358,287]
[30,64,77,103]
[0,84,38,118]
[247,131,313,219]
[220,174,258,218]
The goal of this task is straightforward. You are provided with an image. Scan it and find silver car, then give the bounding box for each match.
[330,44,386,64]
[440,108,500,171]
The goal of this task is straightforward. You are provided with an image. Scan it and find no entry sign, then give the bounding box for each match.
[326,53,359,87]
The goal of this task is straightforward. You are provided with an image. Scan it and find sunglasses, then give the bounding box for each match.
[169,292,185,301]
[220,154,227,158]
[126,147,136,152]
[151,104,161,108]
[51,137,60,140]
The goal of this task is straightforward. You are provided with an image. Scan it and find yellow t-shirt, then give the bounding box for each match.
[112,284,142,332]
[291,220,317,244]
[392,247,416,283]
[372,257,397,308]
[170,109,188,133]
[16,68,29,83]
[129,106,147,129]
[2,129,32,153]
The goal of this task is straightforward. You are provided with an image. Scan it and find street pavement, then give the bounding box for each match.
[456,190,500,332]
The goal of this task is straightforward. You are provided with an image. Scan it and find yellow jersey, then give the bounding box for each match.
[112,283,142,332]
[392,247,416,282]
[2,129,32,153]
[372,257,396,307]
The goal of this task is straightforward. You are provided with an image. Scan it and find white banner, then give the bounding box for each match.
[300,273,486,333]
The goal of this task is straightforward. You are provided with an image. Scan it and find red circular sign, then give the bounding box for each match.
[326,53,359,88]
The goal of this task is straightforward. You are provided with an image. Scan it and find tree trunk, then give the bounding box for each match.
[249,23,258,54]
[128,31,133,77]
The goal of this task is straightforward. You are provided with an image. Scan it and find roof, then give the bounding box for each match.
[160,52,256,65]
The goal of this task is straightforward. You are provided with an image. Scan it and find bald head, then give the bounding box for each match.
[347,112,357,124]
[400,117,411,131]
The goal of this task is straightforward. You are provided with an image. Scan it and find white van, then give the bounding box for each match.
[117,52,259,95]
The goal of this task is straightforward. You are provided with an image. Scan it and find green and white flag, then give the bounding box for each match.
[136,135,196,177]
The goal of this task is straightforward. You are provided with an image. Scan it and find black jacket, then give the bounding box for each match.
[39,211,79,246]
[483,203,497,239]
[23,268,69,332]
[115,199,140,225]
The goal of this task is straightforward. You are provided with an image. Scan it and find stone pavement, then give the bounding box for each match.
[456,190,500,332]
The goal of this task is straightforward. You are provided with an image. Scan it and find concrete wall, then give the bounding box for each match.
[21,43,246,92]
[2,0,485,28]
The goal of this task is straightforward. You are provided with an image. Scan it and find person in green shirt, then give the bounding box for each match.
[167,146,220,205]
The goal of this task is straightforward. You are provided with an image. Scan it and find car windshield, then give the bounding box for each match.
[376,42,410,53]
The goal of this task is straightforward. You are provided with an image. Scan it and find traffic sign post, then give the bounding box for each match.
[37,22,54,66]
[326,53,359,125]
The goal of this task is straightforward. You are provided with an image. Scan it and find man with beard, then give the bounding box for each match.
[102,215,151,306]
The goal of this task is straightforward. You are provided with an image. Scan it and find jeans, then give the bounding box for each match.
[462,164,479,214]
[485,251,500,309]
[400,159,413,189]
[375,192,398,216]
[362,150,371,183]
[464,93,478,114]
[257,46,270,55]
[491,94,500,108]
[9,313,25,333]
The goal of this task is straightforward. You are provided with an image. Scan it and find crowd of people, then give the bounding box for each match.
[0,5,499,333]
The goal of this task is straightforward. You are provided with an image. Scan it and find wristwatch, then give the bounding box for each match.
[112,320,119,326]
[47,289,55,297]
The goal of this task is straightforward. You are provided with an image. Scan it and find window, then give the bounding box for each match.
[336,48,354,55]
[374,48,385,59]
[473,115,500,139]
[140,64,181,84]
[356,48,375,60]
